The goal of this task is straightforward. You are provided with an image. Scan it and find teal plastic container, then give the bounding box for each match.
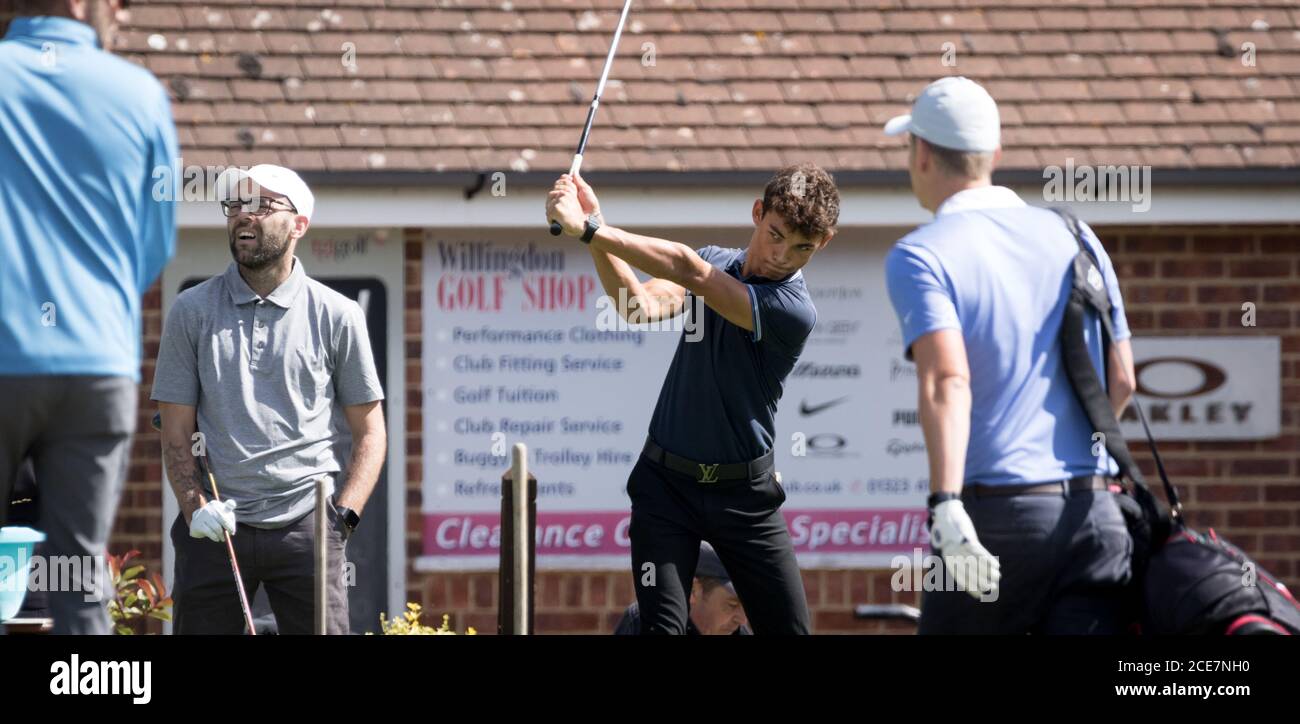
[0,526,46,621]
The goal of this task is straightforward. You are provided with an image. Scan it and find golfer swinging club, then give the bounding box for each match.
[545,164,839,634]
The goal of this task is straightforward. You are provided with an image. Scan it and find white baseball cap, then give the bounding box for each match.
[216,164,315,222]
[883,76,1001,153]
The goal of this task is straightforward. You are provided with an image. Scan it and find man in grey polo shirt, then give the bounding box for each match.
[152,165,387,634]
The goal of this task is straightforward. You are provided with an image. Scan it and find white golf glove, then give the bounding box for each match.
[189,499,237,542]
[929,499,1001,600]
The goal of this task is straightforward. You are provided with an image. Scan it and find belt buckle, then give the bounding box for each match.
[697,463,721,484]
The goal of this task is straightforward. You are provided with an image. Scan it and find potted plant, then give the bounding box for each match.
[107,550,172,635]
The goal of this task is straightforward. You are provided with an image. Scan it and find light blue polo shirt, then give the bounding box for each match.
[0,17,177,380]
[884,186,1130,485]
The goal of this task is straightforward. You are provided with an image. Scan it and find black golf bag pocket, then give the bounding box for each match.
[1143,525,1300,635]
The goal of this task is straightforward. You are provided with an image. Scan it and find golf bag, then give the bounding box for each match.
[1053,208,1300,636]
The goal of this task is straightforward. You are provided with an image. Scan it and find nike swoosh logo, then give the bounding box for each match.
[799,396,850,416]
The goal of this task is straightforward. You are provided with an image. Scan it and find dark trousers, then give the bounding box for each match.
[171,499,350,635]
[627,453,810,635]
[0,376,136,635]
[918,489,1134,635]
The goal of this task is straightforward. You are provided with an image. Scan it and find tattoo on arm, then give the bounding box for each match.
[163,440,207,521]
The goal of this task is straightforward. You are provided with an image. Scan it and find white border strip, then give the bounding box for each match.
[413,551,905,572]
[178,186,1300,229]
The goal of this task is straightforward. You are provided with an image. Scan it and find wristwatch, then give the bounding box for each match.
[331,496,360,536]
[580,213,602,244]
[927,491,961,509]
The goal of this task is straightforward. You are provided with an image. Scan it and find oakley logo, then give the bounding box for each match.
[1135,357,1227,399]
[697,464,720,483]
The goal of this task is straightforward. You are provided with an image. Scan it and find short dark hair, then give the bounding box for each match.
[696,576,728,595]
[761,163,840,241]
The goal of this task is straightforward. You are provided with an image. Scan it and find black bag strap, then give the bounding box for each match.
[1049,208,1183,519]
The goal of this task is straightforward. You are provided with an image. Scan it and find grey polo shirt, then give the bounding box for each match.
[151,258,384,528]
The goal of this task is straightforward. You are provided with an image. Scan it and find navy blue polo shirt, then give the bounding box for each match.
[647,246,817,463]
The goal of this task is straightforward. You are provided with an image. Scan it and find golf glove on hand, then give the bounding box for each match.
[928,499,1001,600]
[190,499,237,542]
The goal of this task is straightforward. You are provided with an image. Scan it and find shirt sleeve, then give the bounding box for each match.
[332,301,385,406]
[885,242,961,361]
[749,283,817,351]
[150,294,200,405]
[137,82,177,295]
[694,245,722,266]
[1080,221,1131,342]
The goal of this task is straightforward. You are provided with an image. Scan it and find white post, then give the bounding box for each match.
[315,479,328,635]
[511,443,529,635]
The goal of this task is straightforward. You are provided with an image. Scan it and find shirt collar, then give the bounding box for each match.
[934,185,1027,218]
[223,257,307,309]
[3,17,100,48]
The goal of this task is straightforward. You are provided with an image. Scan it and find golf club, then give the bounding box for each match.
[152,411,257,635]
[548,0,634,236]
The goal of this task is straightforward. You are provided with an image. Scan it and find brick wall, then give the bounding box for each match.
[111,223,1299,634]
[1096,227,1300,584]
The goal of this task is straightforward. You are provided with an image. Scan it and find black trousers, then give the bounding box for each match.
[171,499,350,635]
[627,453,810,635]
[918,489,1134,635]
[0,375,136,635]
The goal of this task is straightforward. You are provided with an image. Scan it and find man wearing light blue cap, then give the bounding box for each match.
[883,77,1138,634]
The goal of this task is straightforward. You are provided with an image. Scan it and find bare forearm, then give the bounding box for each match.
[335,430,386,514]
[162,439,207,523]
[1108,339,1136,418]
[590,225,699,288]
[1109,383,1133,418]
[919,376,972,494]
[589,245,650,318]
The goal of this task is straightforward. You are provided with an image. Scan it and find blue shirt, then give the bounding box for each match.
[0,17,177,380]
[884,186,1131,485]
[648,246,817,463]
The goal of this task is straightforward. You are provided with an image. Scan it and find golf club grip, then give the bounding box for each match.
[548,153,585,236]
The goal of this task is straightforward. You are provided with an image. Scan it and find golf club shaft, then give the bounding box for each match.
[549,0,634,236]
[197,457,258,636]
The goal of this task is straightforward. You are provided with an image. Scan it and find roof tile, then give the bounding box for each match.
[119,0,1300,175]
